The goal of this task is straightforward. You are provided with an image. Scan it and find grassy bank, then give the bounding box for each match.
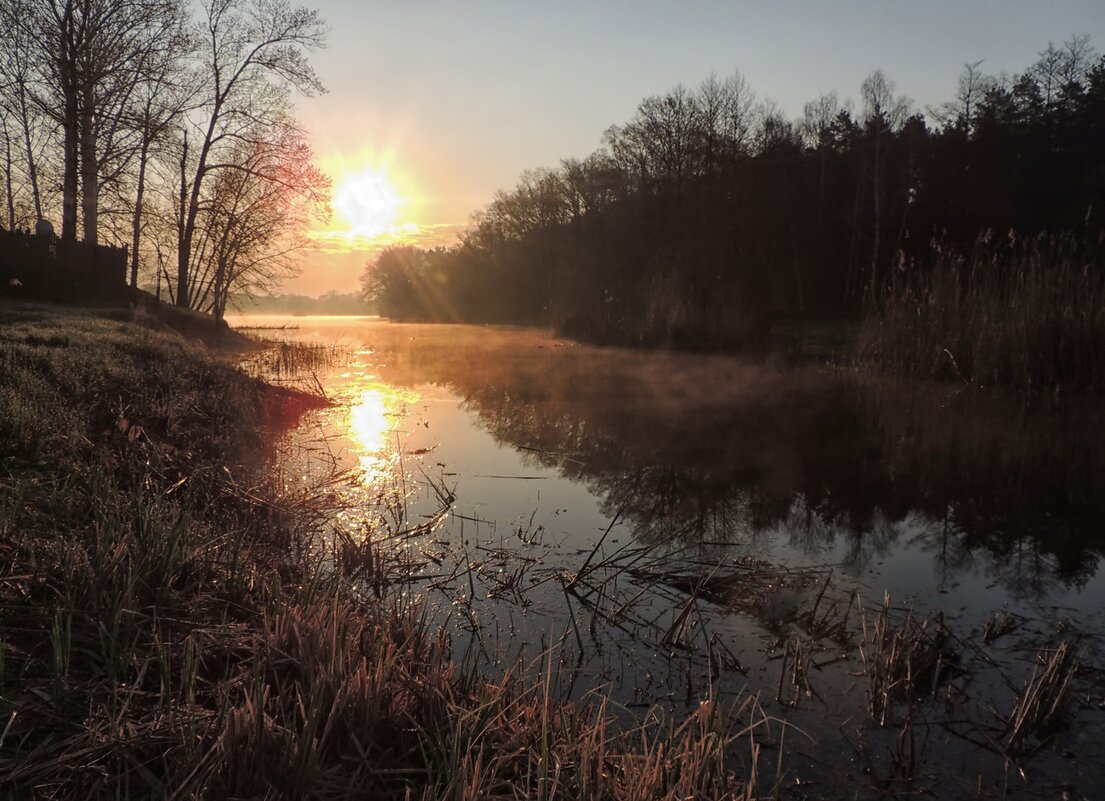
[0,301,762,799]
[858,233,1105,394]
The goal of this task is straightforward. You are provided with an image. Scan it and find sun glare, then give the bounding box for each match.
[347,383,420,483]
[307,150,456,265]
[334,167,403,237]
[349,386,392,480]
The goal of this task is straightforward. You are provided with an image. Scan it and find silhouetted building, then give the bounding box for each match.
[0,226,127,300]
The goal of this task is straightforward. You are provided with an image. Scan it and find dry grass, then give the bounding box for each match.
[1001,640,1081,755]
[239,339,345,381]
[860,232,1105,394]
[859,594,954,728]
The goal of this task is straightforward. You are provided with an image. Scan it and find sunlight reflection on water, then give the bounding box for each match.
[348,383,420,484]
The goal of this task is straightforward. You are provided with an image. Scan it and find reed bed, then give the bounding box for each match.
[859,232,1105,394]
[245,339,345,378]
[859,595,954,728]
[238,337,347,400]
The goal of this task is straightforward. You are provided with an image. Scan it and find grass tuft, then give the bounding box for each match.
[859,594,955,728]
[1002,640,1081,755]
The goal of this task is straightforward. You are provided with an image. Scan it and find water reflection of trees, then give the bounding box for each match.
[365,325,1105,599]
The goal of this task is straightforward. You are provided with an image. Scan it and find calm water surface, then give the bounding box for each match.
[234,314,1105,795]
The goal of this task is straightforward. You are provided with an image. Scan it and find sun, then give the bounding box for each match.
[333,167,403,237]
[309,151,425,253]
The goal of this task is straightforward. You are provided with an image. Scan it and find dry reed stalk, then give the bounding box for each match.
[1003,640,1081,754]
[776,637,814,709]
[859,594,952,727]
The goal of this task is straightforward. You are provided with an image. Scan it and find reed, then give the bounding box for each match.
[859,232,1105,394]
[858,594,954,728]
[1002,640,1081,755]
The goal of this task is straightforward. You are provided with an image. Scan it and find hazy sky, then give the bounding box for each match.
[288,0,1105,295]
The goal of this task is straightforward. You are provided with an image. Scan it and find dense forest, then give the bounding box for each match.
[364,37,1105,350]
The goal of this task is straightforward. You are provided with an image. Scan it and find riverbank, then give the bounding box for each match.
[0,301,763,799]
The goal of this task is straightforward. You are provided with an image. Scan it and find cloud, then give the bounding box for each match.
[307,222,470,255]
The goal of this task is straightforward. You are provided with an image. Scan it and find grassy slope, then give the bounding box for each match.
[0,302,759,800]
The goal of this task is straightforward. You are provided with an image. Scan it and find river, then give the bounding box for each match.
[232,314,1105,797]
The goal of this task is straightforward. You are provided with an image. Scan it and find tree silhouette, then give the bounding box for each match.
[364,36,1105,353]
[172,0,326,308]
[0,0,329,308]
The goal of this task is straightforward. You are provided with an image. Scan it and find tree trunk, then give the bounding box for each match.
[15,78,42,222]
[178,104,220,308]
[176,130,190,306]
[213,254,225,326]
[129,133,150,287]
[3,125,14,230]
[61,78,79,238]
[79,86,97,244]
[59,8,79,240]
[870,125,882,294]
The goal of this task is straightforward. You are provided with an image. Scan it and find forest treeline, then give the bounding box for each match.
[239,290,369,316]
[364,37,1105,349]
[0,0,328,322]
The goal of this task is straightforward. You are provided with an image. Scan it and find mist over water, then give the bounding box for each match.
[237,314,1105,796]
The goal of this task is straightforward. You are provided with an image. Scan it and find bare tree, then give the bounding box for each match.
[76,0,193,246]
[1,117,15,229]
[10,0,85,240]
[801,91,847,233]
[187,121,326,322]
[955,60,988,135]
[124,1,193,286]
[861,69,911,130]
[930,60,991,136]
[754,99,800,155]
[691,71,756,173]
[800,91,841,150]
[173,0,326,309]
[605,84,701,197]
[719,71,757,161]
[1029,36,1097,113]
[0,0,48,226]
[5,0,194,243]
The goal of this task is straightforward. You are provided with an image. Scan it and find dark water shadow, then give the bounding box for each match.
[363,324,1105,602]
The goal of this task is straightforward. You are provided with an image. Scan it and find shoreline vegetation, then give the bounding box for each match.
[358,38,1105,398]
[0,299,774,799]
[358,229,1105,398]
[858,232,1105,395]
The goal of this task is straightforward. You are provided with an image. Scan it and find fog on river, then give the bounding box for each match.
[232,314,1105,795]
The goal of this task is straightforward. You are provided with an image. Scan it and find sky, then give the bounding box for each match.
[287,0,1105,296]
